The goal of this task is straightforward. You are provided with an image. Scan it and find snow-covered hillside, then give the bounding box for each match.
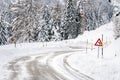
[68,37,120,80]
[0,22,120,80]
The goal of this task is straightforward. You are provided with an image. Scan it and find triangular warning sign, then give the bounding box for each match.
[94,38,103,46]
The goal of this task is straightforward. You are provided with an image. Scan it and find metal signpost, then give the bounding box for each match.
[94,38,103,58]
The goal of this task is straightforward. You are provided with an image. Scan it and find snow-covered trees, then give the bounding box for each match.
[77,0,113,30]
[0,0,114,45]
[51,1,63,41]
[63,0,79,39]
[77,0,86,32]
[0,11,12,45]
[108,0,111,3]
[38,5,53,42]
[9,0,39,43]
[0,19,7,45]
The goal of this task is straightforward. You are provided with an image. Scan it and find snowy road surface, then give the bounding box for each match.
[7,49,94,80]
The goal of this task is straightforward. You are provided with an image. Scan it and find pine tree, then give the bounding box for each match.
[0,21,7,45]
[1,11,13,43]
[51,1,63,41]
[0,11,12,45]
[108,0,111,3]
[77,0,113,30]
[38,5,53,42]
[9,0,39,43]
[63,0,78,39]
[77,0,85,33]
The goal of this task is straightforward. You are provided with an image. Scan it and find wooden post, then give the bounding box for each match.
[43,42,44,47]
[91,44,93,50]
[98,46,100,58]
[15,42,16,48]
[86,39,88,53]
[91,40,93,50]
[13,38,16,48]
[102,34,103,58]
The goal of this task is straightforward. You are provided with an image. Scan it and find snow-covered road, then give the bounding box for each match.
[7,49,94,80]
[1,22,119,80]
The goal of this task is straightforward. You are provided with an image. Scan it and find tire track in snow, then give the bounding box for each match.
[26,59,66,80]
[8,56,30,80]
[7,53,68,80]
[7,48,94,80]
[63,54,94,80]
[48,50,94,80]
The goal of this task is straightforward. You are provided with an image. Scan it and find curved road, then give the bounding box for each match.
[7,48,94,80]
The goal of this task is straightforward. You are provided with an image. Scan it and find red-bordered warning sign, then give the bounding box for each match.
[94,38,103,46]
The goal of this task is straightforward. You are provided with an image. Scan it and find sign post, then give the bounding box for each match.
[94,38,103,58]
[98,46,100,58]
[102,34,104,58]
[12,37,17,48]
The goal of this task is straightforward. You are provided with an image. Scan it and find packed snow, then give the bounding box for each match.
[0,22,120,80]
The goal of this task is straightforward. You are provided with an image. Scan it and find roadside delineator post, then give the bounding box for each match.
[86,39,88,53]
[91,40,93,50]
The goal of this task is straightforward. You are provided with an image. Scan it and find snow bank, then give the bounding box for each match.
[68,37,120,80]
[75,22,114,43]
[67,21,120,80]
[104,37,120,58]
